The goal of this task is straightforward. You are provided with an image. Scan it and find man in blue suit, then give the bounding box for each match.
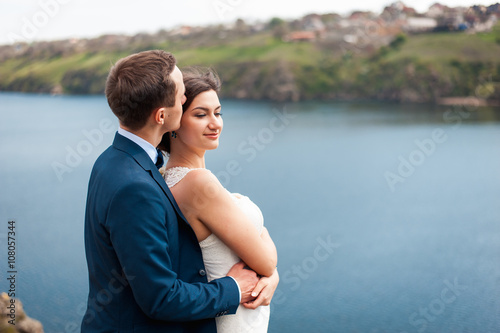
[81,50,259,332]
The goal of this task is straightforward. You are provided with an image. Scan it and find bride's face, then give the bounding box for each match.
[176,89,223,151]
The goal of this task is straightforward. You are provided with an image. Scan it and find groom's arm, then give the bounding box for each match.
[106,180,247,321]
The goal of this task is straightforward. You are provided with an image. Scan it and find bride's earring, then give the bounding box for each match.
[171,131,177,138]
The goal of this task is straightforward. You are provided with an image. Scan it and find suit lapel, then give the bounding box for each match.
[112,133,189,225]
[149,167,187,221]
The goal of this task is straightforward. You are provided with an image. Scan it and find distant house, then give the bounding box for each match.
[426,3,447,18]
[349,11,375,21]
[405,17,438,32]
[284,31,317,42]
[441,7,466,27]
[470,14,498,32]
[302,14,326,32]
[169,26,192,36]
[381,1,417,21]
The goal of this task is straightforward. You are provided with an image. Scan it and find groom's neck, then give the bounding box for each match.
[120,124,162,148]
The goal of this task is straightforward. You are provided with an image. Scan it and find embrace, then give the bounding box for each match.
[81,50,279,332]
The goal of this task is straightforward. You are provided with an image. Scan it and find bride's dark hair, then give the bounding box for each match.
[158,67,221,154]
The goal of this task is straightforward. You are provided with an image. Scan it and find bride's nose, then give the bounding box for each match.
[208,116,222,130]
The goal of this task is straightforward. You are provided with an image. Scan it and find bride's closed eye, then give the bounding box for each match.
[194,112,222,117]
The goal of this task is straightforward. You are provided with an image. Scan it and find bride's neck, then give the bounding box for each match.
[166,146,206,169]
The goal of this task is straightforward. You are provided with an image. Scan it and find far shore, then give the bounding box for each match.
[438,97,500,107]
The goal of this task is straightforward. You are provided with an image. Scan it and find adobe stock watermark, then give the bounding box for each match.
[212,0,243,20]
[63,268,135,333]
[239,235,338,329]
[7,0,74,44]
[269,234,340,310]
[384,128,448,192]
[51,118,116,182]
[475,74,499,100]
[214,106,296,188]
[383,72,496,192]
[404,277,467,333]
[179,106,296,215]
[281,235,339,291]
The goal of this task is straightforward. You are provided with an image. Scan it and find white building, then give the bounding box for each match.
[405,17,438,32]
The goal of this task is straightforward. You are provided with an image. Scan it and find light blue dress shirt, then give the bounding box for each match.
[118,127,159,163]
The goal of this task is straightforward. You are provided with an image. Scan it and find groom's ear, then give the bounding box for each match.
[153,107,166,125]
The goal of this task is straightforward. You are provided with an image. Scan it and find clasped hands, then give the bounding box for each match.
[227,261,279,309]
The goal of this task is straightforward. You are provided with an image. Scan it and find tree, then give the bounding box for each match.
[268,17,288,40]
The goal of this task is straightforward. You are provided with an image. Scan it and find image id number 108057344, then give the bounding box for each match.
[6,220,17,325]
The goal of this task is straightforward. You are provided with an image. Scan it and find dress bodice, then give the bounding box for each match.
[163,166,264,250]
[163,166,270,332]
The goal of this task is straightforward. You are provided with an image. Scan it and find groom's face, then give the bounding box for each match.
[163,66,186,132]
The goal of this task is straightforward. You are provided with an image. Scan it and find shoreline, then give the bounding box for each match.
[437,97,500,107]
[2,91,500,108]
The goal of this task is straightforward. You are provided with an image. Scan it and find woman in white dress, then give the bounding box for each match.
[158,68,279,332]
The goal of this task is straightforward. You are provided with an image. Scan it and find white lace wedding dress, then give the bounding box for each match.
[163,167,270,332]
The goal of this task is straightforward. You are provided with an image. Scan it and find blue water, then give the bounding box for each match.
[0,92,499,333]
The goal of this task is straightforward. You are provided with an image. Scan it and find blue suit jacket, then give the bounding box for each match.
[81,133,239,332]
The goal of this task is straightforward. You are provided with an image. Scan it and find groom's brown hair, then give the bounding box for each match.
[106,50,177,130]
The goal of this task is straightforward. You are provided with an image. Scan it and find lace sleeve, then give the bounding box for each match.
[163,167,206,188]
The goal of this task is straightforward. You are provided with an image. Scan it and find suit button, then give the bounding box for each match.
[216,310,228,317]
[199,269,206,276]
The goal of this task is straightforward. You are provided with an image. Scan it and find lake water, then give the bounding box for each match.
[0,92,499,333]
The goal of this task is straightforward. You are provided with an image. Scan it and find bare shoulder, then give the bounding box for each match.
[184,168,218,183]
[172,169,227,203]
[181,169,221,189]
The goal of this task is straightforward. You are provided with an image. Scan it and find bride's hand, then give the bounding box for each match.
[242,268,279,309]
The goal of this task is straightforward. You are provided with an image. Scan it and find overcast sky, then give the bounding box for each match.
[0,0,493,45]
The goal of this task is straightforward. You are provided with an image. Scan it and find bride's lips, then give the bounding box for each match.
[204,133,219,139]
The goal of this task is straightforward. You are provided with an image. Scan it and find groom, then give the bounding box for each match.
[81,50,259,332]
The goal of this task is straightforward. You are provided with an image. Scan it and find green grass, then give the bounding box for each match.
[385,31,500,63]
[168,33,321,67]
[477,21,500,43]
[1,27,499,100]
[0,52,121,84]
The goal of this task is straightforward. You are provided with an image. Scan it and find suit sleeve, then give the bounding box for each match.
[105,179,240,321]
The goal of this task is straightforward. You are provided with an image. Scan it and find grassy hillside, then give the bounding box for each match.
[1,25,499,102]
[386,31,500,63]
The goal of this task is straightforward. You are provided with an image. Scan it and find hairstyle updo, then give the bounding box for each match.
[158,67,221,154]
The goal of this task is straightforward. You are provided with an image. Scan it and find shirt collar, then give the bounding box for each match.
[118,127,158,163]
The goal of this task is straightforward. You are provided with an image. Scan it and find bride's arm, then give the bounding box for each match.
[176,169,277,277]
[260,227,276,257]
[242,227,280,309]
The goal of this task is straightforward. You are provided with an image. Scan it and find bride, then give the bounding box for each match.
[158,67,279,332]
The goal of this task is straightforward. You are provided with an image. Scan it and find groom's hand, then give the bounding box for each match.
[243,267,279,309]
[226,261,259,304]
